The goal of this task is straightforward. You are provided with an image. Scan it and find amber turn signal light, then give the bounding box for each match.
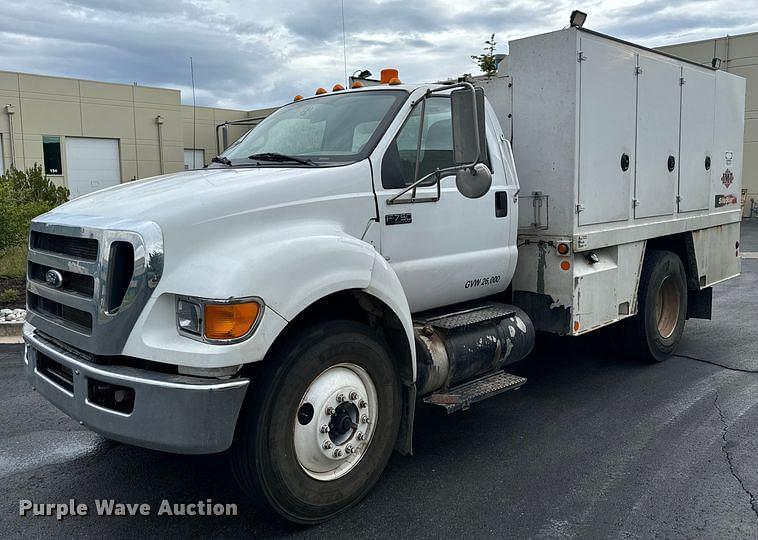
[204,302,260,340]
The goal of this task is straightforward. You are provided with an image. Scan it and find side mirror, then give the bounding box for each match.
[451,86,486,166]
[456,163,492,199]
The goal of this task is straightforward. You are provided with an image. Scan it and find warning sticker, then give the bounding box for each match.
[721,169,734,188]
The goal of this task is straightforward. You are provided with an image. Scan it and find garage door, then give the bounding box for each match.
[65,138,121,199]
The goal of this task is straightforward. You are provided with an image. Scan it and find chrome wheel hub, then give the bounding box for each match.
[294,363,377,481]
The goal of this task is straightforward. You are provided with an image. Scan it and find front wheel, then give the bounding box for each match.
[230,320,401,524]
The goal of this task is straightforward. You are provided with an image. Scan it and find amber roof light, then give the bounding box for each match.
[380,68,399,84]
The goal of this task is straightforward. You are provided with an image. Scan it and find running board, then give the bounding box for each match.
[422,371,526,414]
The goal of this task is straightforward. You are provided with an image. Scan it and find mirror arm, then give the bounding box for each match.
[387,165,460,205]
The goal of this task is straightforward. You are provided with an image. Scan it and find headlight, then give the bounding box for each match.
[177,299,203,335]
[176,296,263,343]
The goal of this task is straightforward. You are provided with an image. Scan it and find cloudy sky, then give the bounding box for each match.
[1,0,756,111]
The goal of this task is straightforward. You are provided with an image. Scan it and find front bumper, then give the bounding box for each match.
[23,325,249,454]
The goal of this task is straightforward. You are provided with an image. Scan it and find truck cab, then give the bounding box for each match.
[24,80,530,523]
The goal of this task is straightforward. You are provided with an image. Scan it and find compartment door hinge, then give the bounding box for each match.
[577,51,587,62]
[575,203,584,214]
[633,198,640,208]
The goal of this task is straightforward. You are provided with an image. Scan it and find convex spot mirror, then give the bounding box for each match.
[456,163,492,199]
[451,86,486,166]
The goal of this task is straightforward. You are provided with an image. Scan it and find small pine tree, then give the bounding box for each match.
[471,33,498,78]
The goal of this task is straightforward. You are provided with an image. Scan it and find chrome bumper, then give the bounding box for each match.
[23,326,249,454]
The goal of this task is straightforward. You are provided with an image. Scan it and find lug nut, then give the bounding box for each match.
[323,440,333,449]
[336,393,346,403]
[326,406,335,415]
[345,444,354,454]
[320,424,329,433]
[333,448,343,458]
[359,400,367,409]
[349,391,359,400]
[357,432,365,441]
[361,414,370,424]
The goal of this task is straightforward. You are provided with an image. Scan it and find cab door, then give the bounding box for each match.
[372,93,517,313]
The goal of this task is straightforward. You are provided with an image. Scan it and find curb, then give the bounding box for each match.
[0,322,24,344]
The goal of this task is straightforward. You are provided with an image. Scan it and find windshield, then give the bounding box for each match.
[221,90,408,166]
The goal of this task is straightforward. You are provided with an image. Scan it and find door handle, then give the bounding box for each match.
[495,191,508,218]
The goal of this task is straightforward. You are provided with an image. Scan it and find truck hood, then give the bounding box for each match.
[47,166,338,227]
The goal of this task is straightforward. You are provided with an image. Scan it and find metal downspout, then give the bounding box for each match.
[5,105,16,167]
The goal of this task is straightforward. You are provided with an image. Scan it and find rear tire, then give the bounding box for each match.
[230,320,401,524]
[621,250,688,362]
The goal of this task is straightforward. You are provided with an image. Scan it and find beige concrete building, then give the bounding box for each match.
[657,31,758,217]
[0,69,274,198]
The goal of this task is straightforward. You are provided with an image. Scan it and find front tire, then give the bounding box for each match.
[230,320,401,524]
[625,250,688,362]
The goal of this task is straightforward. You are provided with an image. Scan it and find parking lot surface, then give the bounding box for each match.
[2,220,758,538]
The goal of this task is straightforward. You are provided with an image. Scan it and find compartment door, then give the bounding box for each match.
[678,67,715,212]
[634,55,681,219]
[578,36,637,226]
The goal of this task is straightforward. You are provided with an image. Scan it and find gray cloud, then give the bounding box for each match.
[0,0,756,111]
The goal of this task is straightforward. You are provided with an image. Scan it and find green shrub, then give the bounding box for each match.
[0,164,69,252]
[0,289,17,304]
[0,244,27,279]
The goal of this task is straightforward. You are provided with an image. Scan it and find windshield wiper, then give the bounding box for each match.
[210,155,232,167]
[248,152,317,166]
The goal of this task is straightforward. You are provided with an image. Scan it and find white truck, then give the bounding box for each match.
[23,26,744,523]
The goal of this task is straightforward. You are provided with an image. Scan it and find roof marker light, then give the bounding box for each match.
[380,68,399,84]
[293,95,303,101]
[351,80,364,88]
[315,87,327,95]
[388,77,402,85]
[332,84,345,92]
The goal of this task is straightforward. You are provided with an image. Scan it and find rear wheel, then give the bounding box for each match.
[230,320,400,524]
[622,250,688,362]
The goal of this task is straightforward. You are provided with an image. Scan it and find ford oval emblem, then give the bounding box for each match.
[45,269,64,289]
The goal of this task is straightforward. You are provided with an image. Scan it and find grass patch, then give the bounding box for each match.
[0,244,27,279]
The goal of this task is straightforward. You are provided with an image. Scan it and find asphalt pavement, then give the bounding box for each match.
[2,220,758,538]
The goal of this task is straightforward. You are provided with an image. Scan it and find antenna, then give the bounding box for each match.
[190,56,197,168]
[340,0,348,87]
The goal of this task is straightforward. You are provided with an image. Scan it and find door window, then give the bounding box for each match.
[382,97,455,189]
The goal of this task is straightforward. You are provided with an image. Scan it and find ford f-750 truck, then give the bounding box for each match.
[23,26,745,523]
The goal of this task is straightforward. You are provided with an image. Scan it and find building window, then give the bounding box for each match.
[184,148,205,170]
[43,136,63,175]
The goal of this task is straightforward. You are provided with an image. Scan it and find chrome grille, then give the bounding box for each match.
[27,291,93,333]
[30,231,99,261]
[26,215,164,356]
[28,261,95,297]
